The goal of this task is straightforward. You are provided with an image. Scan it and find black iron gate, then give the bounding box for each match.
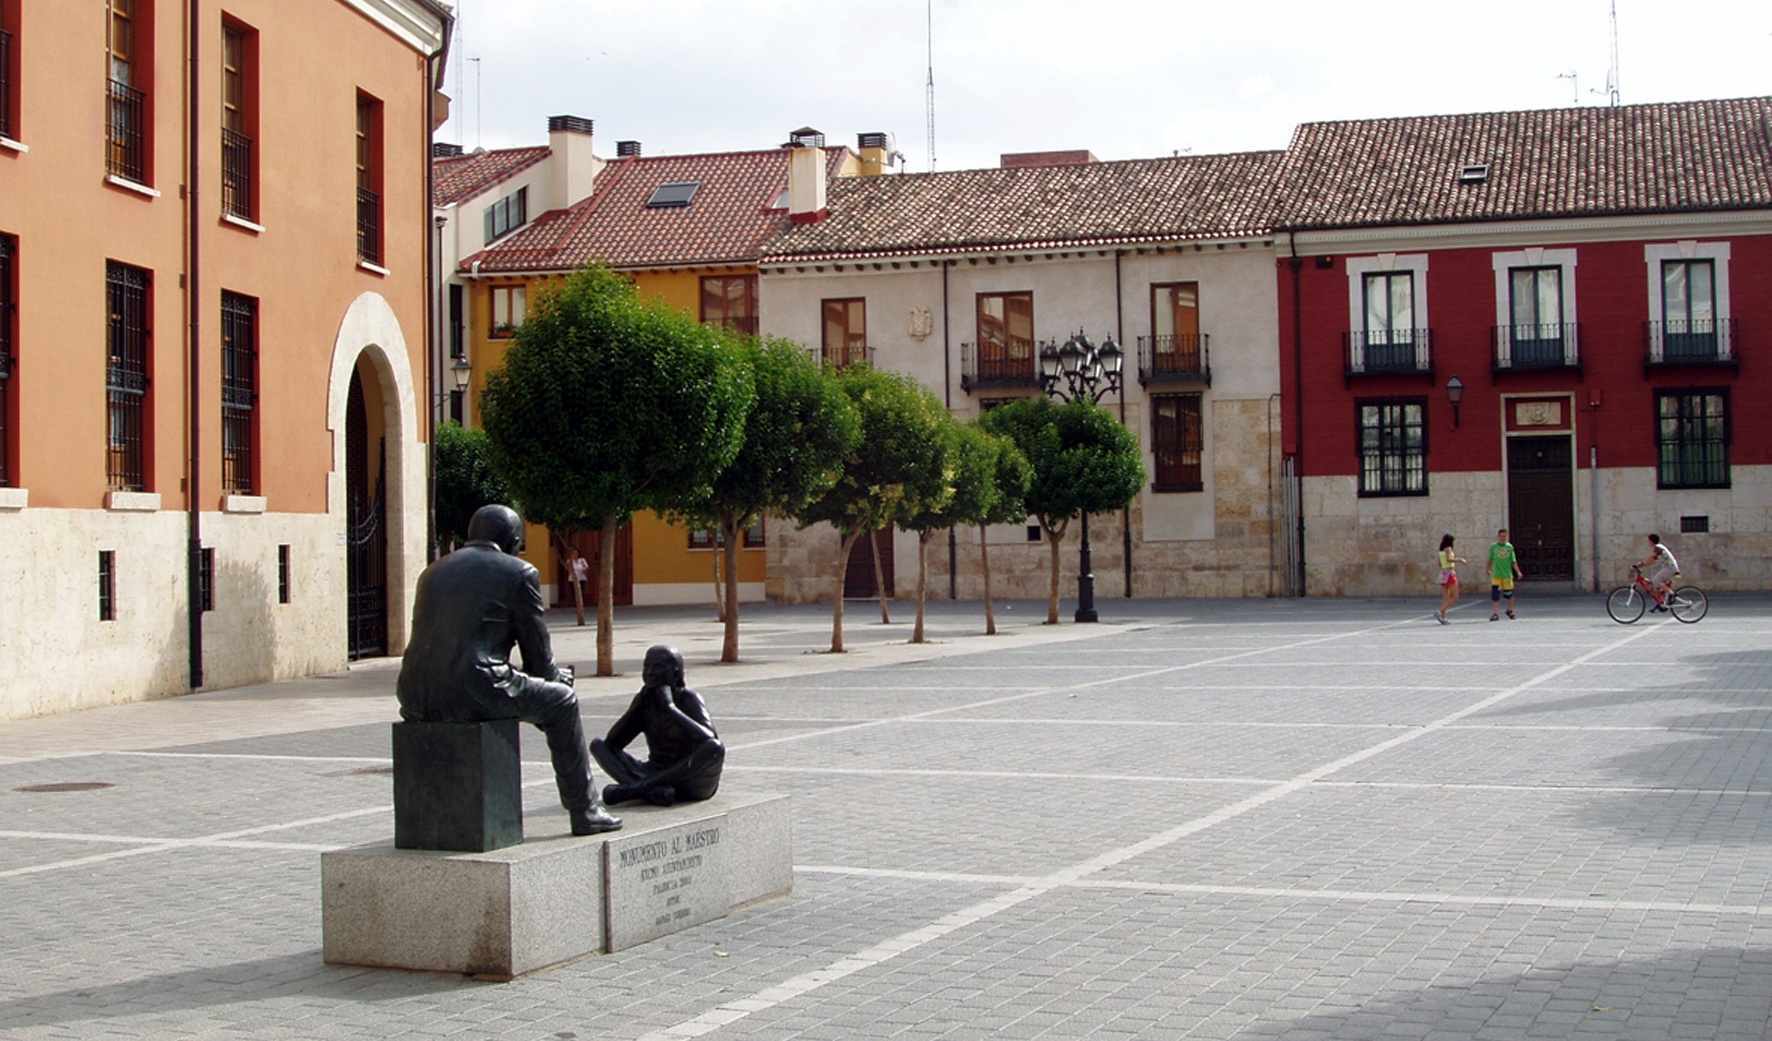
[345,373,387,659]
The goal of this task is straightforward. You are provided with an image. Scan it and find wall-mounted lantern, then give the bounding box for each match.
[1446,375,1465,429]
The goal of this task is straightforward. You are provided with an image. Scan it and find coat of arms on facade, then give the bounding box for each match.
[907,307,933,340]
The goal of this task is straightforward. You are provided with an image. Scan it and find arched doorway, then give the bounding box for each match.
[345,361,388,658]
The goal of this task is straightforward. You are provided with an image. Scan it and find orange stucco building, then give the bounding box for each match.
[0,0,450,719]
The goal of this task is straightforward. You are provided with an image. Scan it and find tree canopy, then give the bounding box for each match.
[433,420,512,549]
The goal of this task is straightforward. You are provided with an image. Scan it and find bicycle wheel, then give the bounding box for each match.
[1669,586,1708,623]
[1605,586,1644,623]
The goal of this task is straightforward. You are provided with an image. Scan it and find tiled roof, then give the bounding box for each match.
[1275,97,1772,230]
[432,146,551,207]
[762,152,1284,262]
[466,149,844,273]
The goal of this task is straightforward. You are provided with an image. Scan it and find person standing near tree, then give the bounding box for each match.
[1435,533,1466,625]
[1487,528,1523,621]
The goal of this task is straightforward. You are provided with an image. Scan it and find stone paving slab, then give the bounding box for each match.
[2,594,1771,1039]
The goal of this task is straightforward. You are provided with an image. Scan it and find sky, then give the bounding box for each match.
[435,1,1772,174]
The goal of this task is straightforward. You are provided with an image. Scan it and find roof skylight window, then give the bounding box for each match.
[1458,164,1491,185]
[646,181,701,209]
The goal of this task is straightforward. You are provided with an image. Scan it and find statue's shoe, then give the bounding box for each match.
[570,805,622,835]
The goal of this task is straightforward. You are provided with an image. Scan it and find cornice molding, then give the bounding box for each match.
[1288,210,1772,254]
[341,0,450,55]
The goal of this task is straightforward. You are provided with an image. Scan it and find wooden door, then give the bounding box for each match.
[1506,436,1574,581]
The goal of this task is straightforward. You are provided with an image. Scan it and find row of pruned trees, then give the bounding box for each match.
[440,266,1145,676]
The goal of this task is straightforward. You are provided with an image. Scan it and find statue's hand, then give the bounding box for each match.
[557,664,575,687]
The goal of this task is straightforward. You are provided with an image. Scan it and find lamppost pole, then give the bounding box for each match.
[1038,330,1123,624]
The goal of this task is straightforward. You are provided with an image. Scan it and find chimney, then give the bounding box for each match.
[547,115,602,211]
[856,132,893,177]
[787,138,828,224]
[999,149,1099,169]
[616,140,642,157]
[432,142,464,158]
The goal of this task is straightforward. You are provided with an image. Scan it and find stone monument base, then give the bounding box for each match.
[321,791,790,979]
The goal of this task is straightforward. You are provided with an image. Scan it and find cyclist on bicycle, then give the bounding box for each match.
[1637,534,1680,612]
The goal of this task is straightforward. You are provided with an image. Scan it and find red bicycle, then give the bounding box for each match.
[1606,564,1707,623]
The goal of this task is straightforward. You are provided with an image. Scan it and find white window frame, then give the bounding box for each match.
[1345,253,1428,369]
[1644,241,1731,362]
[1491,247,1578,367]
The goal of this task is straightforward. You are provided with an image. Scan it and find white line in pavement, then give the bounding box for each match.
[792,864,1772,918]
[734,765,1276,785]
[637,617,1667,1041]
[114,751,388,763]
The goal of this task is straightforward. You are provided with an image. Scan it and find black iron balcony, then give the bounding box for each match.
[960,338,1040,392]
[1343,328,1433,381]
[1136,333,1211,386]
[0,29,13,140]
[222,128,253,219]
[1493,322,1580,374]
[813,343,874,370]
[106,78,147,183]
[356,186,380,265]
[1646,318,1737,371]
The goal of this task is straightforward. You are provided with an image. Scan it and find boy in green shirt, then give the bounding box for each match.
[1488,528,1523,621]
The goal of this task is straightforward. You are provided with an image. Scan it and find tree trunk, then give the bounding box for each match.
[980,524,996,635]
[872,527,891,624]
[831,530,859,653]
[912,531,933,643]
[597,513,617,675]
[720,515,743,663]
[711,541,726,623]
[1047,527,1063,624]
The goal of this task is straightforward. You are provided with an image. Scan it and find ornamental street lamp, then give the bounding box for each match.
[1038,331,1124,622]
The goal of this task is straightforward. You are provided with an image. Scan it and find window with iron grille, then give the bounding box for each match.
[106,261,151,491]
[220,291,257,495]
[278,544,291,603]
[1357,397,1427,496]
[688,518,765,549]
[1151,393,1203,492]
[198,546,215,612]
[220,19,256,220]
[106,0,148,183]
[99,551,116,621]
[1656,389,1729,489]
[0,232,13,488]
[355,93,382,264]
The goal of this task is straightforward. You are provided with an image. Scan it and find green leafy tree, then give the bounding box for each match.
[900,418,1005,643]
[667,337,859,663]
[797,366,951,653]
[433,420,513,550]
[980,397,1144,624]
[480,266,755,675]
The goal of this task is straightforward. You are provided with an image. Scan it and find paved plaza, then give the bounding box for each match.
[3,593,1772,1040]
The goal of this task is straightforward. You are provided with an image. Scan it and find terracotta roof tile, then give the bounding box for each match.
[432,146,551,207]
[1274,97,1772,230]
[762,152,1284,262]
[467,149,843,273]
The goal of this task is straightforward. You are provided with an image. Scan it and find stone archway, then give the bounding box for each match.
[327,292,422,657]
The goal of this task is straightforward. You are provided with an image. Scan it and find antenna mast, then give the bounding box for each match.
[925,0,936,171]
[1604,0,1620,107]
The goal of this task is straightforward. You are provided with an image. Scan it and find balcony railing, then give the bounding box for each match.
[960,337,1040,392]
[1493,322,1580,373]
[356,186,380,265]
[1646,318,1737,369]
[222,128,253,219]
[1136,333,1211,386]
[817,343,874,370]
[106,79,147,183]
[1,29,14,140]
[1343,328,1433,380]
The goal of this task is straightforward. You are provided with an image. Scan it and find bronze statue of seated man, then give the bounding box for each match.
[397,504,621,837]
[592,645,724,808]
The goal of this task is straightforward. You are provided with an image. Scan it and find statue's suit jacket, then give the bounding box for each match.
[396,539,569,721]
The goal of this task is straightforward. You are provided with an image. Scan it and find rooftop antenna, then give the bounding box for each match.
[468,56,482,149]
[1557,70,1579,105]
[925,0,936,172]
[1601,1,1620,106]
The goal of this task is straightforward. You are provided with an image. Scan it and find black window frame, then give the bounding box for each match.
[1655,388,1730,490]
[106,260,151,492]
[1150,392,1204,493]
[220,290,257,495]
[1660,258,1718,359]
[1356,397,1428,497]
[482,185,527,245]
[99,550,116,621]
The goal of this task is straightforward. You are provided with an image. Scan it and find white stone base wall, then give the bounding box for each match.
[0,507,350,722]
[1298,463,1772,597]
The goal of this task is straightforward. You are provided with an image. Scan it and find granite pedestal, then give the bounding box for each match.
[322,791,791,978]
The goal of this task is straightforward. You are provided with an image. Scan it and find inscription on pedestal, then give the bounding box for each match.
[604,816,731,951]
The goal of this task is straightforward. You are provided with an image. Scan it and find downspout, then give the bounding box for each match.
[424,50,439,560]
[944,259,956,600]
[185,0,204,689]
[1287,232,1306,597]
[1589,443,1600,593]
[1115,249,1130,597]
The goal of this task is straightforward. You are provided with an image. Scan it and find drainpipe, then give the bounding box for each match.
[1115,249,1130,597]
[944,259,956,600]
[424,51,440,561]
[185,0,204,689]
[1287,232,1306,597]
[1590,444,1600,592]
